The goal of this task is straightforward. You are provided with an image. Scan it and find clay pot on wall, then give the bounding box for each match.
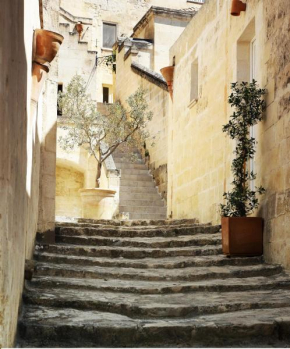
[33,29,64,65]
[231,0,246,16]
[221,217,263,256]
[75,22,84,40]
[31,62,50,103]
[160,66,175,99]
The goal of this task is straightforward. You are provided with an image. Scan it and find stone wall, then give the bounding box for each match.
[168,0,290,268]
[0,0,60,346]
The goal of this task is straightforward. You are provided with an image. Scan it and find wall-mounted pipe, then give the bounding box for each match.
[160,66,175,100]
[75,22,84,41]
[231,0,246,16]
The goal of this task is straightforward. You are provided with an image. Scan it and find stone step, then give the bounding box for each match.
[120,180,156,187]
[128,213,167,220]
[55,218,199,228]
[34,262,281,283]
[18,306,290,347]
[55,234,222,249]
[120,192,162,201]
[29,274,290,294]
[121,168,150,175]
[23,287,290,319]
[119,206,166,214]
[120,199,165,207]
[115,162,148,170]
[35,243,222,259]
[120,186,158,193]
[121,174,153,182]
[115,157,144,164]
[56,224,220,238]
[34,252,262,269]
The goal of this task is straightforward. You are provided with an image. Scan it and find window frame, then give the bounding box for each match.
[102,22,117,50]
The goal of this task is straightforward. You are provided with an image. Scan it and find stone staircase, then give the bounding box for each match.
[18,218,290,347]
[113,149,166,220]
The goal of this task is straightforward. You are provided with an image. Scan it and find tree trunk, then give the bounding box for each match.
[95,162,102,188]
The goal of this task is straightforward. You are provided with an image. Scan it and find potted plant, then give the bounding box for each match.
[58,75,152,219]
[220,80,266,256]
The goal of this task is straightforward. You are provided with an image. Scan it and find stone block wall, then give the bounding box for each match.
[168,0,290,269]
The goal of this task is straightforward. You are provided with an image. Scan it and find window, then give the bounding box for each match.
[103,86,109,103]
[103,23,117,49]
[57,83,63,116]
[190,59,198,104]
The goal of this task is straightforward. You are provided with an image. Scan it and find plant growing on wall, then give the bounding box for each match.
[220,80,266,217]
[58,75,153,187]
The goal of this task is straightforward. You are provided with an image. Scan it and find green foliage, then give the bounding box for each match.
[58,75,153,186]
[220,80,266,217]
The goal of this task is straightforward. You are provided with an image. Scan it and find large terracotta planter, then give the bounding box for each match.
[160,66,174,99]
[221,217,263,256]
[231,0,246,16]
[75,22,84,40]
[33,29,64,65]
[31,62,50,103]
[79,188,116,220]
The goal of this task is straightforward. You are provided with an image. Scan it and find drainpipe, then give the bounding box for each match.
[231,0,246,16]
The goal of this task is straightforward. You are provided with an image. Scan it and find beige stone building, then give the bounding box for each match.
[55,0,203,218]
[0,0,61,347]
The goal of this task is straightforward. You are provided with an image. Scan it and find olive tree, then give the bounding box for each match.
[58,75,152,187]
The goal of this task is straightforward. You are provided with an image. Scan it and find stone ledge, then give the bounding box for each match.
[131,62,168,92]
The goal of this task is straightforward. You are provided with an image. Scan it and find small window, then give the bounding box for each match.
[103,23,117,49]
[103,87,109,103]
[57,83,63,116]
[190,59,198,103]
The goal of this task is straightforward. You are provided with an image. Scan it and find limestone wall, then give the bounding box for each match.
[0,0,60,346]
[168,0,290,268]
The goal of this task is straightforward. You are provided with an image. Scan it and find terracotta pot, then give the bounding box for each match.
[79,188,116,220]
[31,62,50,103]
[160,66,175,99]
[33,29,64,65]
[75,22,84,40]
[231,0,246,16]
[221,217,263,256]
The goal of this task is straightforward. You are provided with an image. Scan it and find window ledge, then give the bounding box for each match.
[188,99,198,109]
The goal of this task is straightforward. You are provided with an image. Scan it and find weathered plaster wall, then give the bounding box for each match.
[115,48,169,200]
[168,0,290,269]
[0,0,60,346]
[56,166,84,218]
[38,0,61,235]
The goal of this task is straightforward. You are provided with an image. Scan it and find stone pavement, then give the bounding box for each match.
[18,219,290,347]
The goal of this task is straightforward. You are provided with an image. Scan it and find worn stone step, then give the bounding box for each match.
[120,192,162,200]
[115,162,148,170]
[121,168,150,175]
[128,213,167,220]
[56,224,220,238]
[55,234,221,249]
[23,287,290,318]
[18,306,290,347]
[34,252,263,269]
[120,180,156,187]
[29,274,290,294]
[115,158,144,164]
[120,199,165,207]
[35,243,222,259]
[119,205,166,214]
[121,174,153,182]
[55,218,199,228]
[34,262,282,282]
[120,186,159,193]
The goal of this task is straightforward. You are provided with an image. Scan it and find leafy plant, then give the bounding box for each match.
[220,80,266,217]
[58,75,153,187]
